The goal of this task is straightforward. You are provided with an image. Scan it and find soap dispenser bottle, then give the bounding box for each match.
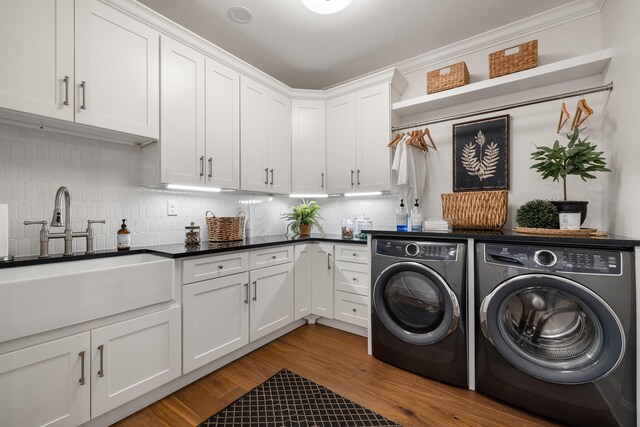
[117,219,131,251]
[411,199,423,232]
[396,199,408,232]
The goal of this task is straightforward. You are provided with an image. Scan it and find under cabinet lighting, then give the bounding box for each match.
[301,0,352,14]
[166,184,222,193]
[289,194,329,198]
[344,192,383,197]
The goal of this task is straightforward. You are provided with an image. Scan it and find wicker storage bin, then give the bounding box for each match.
[441,190,508,230]
[426,61,469,94]
[206,211,245,242]
[489,40,538,78]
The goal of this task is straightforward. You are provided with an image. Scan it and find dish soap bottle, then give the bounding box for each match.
[411,199,423,232]
[117,219,131,251]
[396,199,408,232]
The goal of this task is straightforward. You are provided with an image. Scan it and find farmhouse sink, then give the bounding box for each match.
[0,254,175,342]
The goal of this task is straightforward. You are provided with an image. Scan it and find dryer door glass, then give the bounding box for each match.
[374,262,460,345]
[480,274,625,384]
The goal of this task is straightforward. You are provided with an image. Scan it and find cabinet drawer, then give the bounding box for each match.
[334,244,368,264]
[334,291,368,328]
[250,245,293,269]
[334,261,369,296]
[182,252,249,284]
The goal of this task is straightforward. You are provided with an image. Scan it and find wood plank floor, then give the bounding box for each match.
[113,324,560,426]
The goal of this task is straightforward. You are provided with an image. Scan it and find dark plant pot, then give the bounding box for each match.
[298,224,312,237]
[551,201,588,225]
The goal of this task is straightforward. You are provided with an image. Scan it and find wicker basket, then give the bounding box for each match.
[441,190,508,230]
[489,40,538,78]
[426,61,469,94]
[206,211,245,242]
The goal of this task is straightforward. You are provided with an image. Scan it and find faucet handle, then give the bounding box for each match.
[87,219,106,225]
[24,220,48,229]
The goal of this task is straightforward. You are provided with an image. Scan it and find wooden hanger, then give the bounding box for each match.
[406,128,428,152]
[571,98,593,129]
[557,101,570,134]
[388,132,403,148]
[423,127,437,151]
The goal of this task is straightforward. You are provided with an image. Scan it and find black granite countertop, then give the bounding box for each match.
[364,229,640,249]
[0,234,366,269]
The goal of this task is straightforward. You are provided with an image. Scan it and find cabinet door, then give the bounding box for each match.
[205,58,240,189]
[250,263,294,341]
[312,243,334,318]
[183,272,249,373]
[355,84,391,192]
[75,0,159,138]
[266,91,292,194]
[326,93,356,194]
[91,307,181,417]
[0,0,74,121]
[160,36,205,186]
[293,244,313,320]
[292,100,326,194]
[0,332,90,427]
[240,76,268,192]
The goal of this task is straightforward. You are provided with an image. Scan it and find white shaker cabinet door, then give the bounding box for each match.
[292,100,326,194]
[312,243,335,318]
[160,36,205,187]
[205,58,240,190]
[326,93,357,194]
[249,263,294,341]
[240,76,268,192]
[293,244,313,320]
[0,332,90,427]
[266,90,292,194]
[0,0,74,121]
[75,0,159,138]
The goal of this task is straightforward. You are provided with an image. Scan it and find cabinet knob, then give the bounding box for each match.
[271,255,277,259]
[352,277,358,282]
[352,253,358,257]
[218,265,224,269]
[352,308,357,312]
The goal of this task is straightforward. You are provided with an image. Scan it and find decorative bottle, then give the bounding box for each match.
[411,199,423,232]
[117,219,131,251]
[396,199,408,232]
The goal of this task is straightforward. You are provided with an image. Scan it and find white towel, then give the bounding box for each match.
[391,136,427,203]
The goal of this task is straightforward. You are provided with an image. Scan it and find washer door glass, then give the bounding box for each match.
[374,262,460,345]
[480,274,625,384]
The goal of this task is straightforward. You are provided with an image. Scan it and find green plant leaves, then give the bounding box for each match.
[281,199,325,235]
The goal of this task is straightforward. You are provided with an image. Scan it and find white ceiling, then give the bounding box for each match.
[137,0,579,89]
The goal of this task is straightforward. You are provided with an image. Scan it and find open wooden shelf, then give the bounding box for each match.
[392,49,612,117]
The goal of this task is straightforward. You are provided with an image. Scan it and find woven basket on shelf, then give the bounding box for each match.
[441,190,508,230]
[489,40,538,78]
[206,211,245,242]
[426,61,469,94]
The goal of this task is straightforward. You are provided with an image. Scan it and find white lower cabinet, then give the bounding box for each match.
[250,263,294,341]
[183,272,250,373]
[333,244,370,328]
[312,243,335,318]
[334,292,368,328]
[294,244,314,320]
[0,332,91,427]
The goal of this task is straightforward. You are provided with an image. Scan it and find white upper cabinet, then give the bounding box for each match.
[327,84,391,194]
[75,0,159,138]
[0,0,75,121]
[241,76,292,194]
[292,100,327,194]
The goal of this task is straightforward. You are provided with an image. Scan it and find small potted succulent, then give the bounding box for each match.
[530,127,610,225]
[282,200,324,237]
[516,199,559,229]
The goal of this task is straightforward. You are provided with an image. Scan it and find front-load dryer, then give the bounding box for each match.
[371,237,467,387]
[475,242,636,426]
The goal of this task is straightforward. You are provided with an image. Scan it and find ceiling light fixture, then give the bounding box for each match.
[227,6,253,24]
[301,0,352,15]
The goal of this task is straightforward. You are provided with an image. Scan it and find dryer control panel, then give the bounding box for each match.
[484,244,622,276]
[375,239,459,261]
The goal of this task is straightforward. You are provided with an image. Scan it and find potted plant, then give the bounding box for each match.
[282,200,324,237]
[515,199,559,229]
[530,127,610,225]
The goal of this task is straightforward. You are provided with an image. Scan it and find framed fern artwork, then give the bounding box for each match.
[452,115,510,192]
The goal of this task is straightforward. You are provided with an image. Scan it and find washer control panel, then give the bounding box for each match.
[375,239,459,261]
[484,244,622,275]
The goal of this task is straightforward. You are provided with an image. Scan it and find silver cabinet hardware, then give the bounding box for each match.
[350,170,354,186]
[353,253,358,257]
[352,308,357,312]
[356,169,361,186]
[269,169,274,185]
[264,168,269,185]
[63,76,70,106]
[97,345,104,378]
[271,255,277,259]
[200,156,205,177]
[208,157,213,178]
[80,81,87,110]
[218,265,224,269]
[252,281,257,301]
[328,253,332,270]
[321,172,324,188]
[79,351,86,385]
[352,277,358,282]
[244,283,249,304]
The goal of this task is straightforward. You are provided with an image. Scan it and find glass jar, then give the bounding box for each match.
[184,222,201,246]
[341,218,355,239]
[355,216,373,240]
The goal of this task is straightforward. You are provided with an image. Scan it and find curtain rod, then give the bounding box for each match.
[391,82,614,132]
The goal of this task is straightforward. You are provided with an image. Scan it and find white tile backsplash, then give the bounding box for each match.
[0,123,399,257]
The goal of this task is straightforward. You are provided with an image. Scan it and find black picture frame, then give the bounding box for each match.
[452,114,510,192]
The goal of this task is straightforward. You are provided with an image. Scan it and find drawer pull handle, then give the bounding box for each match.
[328,253,332,270]
[252,281,257,301]
[80,81,87,110]
[271,255,277,259]
[352,308,357,312]
[218,265,224,269]
[79,351,86,385]
[352,277,358,282]
[97,345,104,378]
[244,283,249,304]
[63,76,70,106]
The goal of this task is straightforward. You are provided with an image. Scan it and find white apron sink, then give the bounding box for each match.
[0,254,175,342]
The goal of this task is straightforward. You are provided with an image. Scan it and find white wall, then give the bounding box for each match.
[600,0,640,238]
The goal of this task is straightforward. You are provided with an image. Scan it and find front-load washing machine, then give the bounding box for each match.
[371,237,467,387]
[475,242,636,426]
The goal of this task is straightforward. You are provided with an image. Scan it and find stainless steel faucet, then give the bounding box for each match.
[24,186,105,258]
